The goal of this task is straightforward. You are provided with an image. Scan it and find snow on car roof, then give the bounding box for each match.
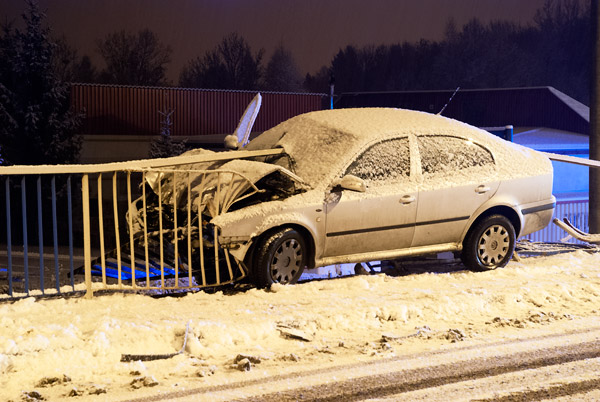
[248,108,549,187]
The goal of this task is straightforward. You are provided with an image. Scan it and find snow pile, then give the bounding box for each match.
[1,251,600,400]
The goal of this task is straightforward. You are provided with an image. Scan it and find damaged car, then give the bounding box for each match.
[129,107,556,287]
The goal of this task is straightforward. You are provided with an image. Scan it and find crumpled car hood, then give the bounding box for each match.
[144,150,309,219]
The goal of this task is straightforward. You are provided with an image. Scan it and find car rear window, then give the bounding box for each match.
[417,136,494,175]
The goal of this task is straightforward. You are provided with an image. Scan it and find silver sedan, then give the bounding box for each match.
[212,108,555,286]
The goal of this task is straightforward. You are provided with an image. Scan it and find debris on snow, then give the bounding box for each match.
[415,325,434,339]
[196,365,217,378]
[120,320,191,362]
[232,354,265,372]
[445,329,466,343]
[316,345,335,354]
[276,324,313,342]
[234,358,252,372]
[380,342,393,351]
[487,317,526,328]
[35,375,71,388]
[279,353,301,362]
[86,384,107,395]
[67,387,83,397]
[234,353,263,364]
[21,390,45,401]
[130,376,158,389]
[380,333,404,343]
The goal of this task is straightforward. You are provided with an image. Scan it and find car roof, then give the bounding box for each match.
[247,108,530,187]
[291,108,477,138]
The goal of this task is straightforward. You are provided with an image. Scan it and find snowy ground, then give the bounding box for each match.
[2,250,600,401]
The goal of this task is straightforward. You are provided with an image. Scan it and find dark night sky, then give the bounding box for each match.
[1,0,547,83]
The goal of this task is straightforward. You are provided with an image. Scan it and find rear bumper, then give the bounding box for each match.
[519,197,556,236]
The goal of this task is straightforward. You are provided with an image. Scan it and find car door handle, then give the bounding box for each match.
[476,185,491,194]
[400,195,416,204]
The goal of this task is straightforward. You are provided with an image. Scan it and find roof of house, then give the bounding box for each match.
[70,84,327,137]
[335,87,590,135]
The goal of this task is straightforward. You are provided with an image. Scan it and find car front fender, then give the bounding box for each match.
[213,206,325,265]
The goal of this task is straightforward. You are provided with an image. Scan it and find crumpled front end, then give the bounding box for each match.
[126,153,308,287]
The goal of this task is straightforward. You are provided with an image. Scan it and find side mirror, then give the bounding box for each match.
[333,174,366,193]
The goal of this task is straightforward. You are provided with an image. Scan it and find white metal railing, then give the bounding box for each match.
[0,149,284,299]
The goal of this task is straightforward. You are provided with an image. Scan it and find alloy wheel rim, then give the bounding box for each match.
[477,224,510,267]
[271,239,303,283]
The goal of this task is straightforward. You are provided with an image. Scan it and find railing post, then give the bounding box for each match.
[37,176,44,294]
[82,174,93,298]
[21,177,29,295]
[5,178,13,296]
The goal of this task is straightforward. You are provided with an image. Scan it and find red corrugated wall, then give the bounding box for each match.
[70,84,326,136]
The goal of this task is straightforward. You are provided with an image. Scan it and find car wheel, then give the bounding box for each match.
[461,214,515,271]
[254,228,307,287]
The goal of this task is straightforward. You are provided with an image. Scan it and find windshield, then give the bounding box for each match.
[246,114,360,188]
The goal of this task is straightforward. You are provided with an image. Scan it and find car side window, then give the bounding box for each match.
[417,136,494,175]
[345,138,410,183]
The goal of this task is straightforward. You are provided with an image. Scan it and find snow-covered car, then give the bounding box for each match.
[134,108,555,287]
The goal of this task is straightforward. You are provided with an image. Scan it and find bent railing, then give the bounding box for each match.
[0,149,284,299]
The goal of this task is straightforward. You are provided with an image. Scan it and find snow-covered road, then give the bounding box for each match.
[2,250,600,401]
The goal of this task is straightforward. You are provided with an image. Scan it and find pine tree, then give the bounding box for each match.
[263,45,303,92]
[0,0,82,166]
[149,109,187,158]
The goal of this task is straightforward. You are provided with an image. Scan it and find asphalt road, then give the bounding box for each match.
[124,325,600,402]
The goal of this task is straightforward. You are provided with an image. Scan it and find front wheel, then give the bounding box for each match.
[253,228,307,287]
[461,214,515,271]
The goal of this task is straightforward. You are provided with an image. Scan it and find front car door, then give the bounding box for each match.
[323,137,418,258]
[411,135,500,247]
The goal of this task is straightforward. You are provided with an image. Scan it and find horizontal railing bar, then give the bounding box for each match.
[545,153,600,169]
[0,149,285,175]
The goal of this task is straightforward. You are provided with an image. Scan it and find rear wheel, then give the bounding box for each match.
[461,214,515,271]
[253,228,307,287]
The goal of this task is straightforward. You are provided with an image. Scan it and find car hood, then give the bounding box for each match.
[144,150,309,218]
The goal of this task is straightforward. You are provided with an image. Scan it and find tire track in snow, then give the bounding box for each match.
[125,326,600,402]
[472,378,600,402]
[239,340,600,402]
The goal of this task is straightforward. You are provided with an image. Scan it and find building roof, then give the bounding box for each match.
[335,87,590,135]
[70,84,327,137]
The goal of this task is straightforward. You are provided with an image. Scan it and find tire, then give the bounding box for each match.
[253,228,307,287]
[461,214,515,271]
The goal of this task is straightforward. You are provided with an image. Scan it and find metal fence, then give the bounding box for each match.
[522,199,589,243]
[0,149,284,300]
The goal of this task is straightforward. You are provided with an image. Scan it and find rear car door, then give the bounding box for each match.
[323,137,418,257]
[411,135,500,247]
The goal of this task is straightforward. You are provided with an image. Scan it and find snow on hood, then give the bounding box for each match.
[142,150,307,220]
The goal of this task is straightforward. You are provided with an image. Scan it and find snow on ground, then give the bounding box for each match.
[2,250,600,401]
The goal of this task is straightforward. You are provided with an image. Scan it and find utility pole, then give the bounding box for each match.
[590,0,600,233]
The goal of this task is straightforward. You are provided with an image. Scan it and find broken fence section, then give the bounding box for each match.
[0,149,284,299]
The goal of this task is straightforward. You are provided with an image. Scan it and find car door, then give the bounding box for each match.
[323,137,418,258]
[411,135,500,247]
